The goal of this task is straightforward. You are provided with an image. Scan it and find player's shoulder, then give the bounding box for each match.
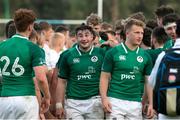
[93,47,106,55]
[0,40,6,46]
[61,48,72,58]
[139,48,153,61]
[0,38,11,44]
[26,41,43,56]
[28,41,41,49]
[139,47,149,55]
[106,44,122,54]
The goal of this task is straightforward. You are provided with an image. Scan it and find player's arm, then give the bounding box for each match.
[31,45,51,113]
[100,71,112,113]
[50,50,68,99]
[50,68,59,105]
[144,75,154,118]
[34,65,51,113]
[33,77,42,105]
[100,49,114,113]
[100,72,110,99]
[142,52,155,118]
[55,51,69,119]
[55,77,66,119]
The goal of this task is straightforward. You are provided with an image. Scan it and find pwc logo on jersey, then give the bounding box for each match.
[77,75,92,80]
[91,56,98,62]
[121,74,135,80]
[137,56,143,63]
[73,58,80,63]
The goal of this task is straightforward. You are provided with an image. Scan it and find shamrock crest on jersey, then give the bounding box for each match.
[91,56,98,62]
[137,56,143,63]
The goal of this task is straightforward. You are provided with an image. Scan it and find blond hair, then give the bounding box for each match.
[86,13,102,26]
[124,18,145,33]
[50,33,65,49]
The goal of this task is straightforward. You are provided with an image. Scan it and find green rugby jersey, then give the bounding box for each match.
[0,41,2,96]
[58,45,105,99]
[56,49,69,69]
[163,38,173,50]
[0,34,46,96]
[0,84,1,96]
[146,48,163,65]
[32,48,45,77]
[146,38,173,65]
[102,43,153,102]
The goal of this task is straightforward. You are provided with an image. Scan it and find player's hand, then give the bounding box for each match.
[146,104,154,119]
[101,97,112,113]
[142,102,147,115]
[56,108,65,119]
[40,97,50,113]
[39,113,46,120]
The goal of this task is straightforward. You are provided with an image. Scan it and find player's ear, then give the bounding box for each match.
[28,23,34,32]
[126,31,129,37]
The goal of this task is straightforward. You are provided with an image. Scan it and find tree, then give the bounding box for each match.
[111,0,118,22]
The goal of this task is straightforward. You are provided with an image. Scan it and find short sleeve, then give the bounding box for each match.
[144,52,153,75]
[101,49,114,72]
[30,43,46,67]
[58,51,70,79]
[56,50,69,69]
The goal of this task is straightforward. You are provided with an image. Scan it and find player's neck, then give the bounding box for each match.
[154,43,163,49]
[17,31,30,38]
[125,40,139,51]
[53,46,62,53]
[78,45,92,53]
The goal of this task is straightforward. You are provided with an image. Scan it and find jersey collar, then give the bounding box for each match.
[121,42,139,54]
[12,34,29,40]
[75,45,94,56]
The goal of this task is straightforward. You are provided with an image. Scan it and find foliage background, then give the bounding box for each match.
[0,0,180,38]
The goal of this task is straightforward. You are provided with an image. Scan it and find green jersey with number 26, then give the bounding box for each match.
[0,34,45,96]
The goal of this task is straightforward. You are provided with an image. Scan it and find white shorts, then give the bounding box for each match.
[106,97,142,120]
[65,96,104,119]
[0,96,39,119]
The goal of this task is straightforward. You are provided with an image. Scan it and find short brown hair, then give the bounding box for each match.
[86,13,102,26]
[101,22,113,31]
[129,12,146,23]
[155,5,174,18]
[14,8,36,32]
[124,18,145,32]
[114,19,125,31]
[162,13,179,26]
[39,21,52,31]
[75,24,96,40]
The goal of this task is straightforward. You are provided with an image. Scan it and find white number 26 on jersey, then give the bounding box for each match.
[0,56,25,76]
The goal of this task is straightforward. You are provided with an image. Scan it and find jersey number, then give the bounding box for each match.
[0,56,25,76]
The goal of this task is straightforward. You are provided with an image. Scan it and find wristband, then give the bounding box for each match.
[56,102,63,109]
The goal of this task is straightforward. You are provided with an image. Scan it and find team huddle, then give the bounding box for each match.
[0,5,180,120]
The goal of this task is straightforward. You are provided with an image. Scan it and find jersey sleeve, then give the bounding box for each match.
[30,43,46,67]
[56,49,69,69]
[58,51,70,79]
[144,52,153,75]
[101,49,114,72]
